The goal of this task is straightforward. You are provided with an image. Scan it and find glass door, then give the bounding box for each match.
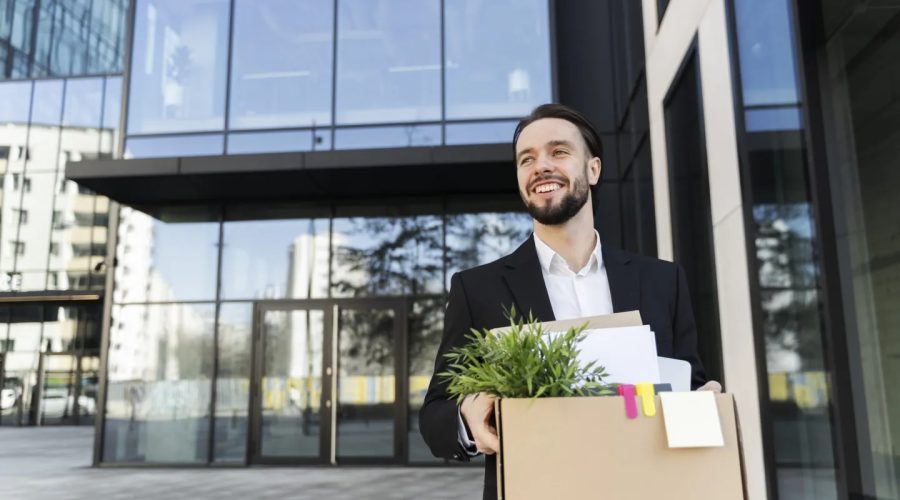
[248,299,405,465]
[249,305,331,464]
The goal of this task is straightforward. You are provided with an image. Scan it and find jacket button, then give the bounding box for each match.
[453,453,461,460]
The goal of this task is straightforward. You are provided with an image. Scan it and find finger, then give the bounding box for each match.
[481,432,500,454]
[697,380,723,393]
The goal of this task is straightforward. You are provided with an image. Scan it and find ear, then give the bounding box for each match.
[588,157,602,186]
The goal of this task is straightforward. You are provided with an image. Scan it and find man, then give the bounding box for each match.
[419,103,721,499]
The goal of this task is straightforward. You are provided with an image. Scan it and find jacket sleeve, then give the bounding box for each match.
[672,264,709,389]
[418,272,476,461]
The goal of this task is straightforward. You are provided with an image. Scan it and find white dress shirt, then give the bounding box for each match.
[457,230,614,455]
[533,229,614,320]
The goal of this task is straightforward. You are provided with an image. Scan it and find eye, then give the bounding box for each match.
[519,156,534,167]
[553,149,568,157]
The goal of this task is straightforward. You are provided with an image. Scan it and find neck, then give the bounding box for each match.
[533,202,597,271]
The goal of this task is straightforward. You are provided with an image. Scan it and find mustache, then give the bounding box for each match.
[528,174,568,191]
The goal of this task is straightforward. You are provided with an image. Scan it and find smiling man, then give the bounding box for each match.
[419,103,717,500]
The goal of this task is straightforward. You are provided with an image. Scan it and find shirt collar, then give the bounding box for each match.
[533,229,603,276]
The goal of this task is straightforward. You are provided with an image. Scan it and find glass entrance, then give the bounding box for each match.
[248,299,404,465]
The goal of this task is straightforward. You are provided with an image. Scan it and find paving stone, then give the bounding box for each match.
[0,427,483,499]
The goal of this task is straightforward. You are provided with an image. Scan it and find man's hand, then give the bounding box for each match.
[460,392,500,455]
[697,380,722,393]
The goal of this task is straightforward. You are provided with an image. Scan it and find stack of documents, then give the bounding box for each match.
[500,311,693,392]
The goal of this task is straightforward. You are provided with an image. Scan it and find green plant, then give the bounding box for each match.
[439,307,615,401]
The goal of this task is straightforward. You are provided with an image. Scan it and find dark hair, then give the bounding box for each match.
[512,103,604,164]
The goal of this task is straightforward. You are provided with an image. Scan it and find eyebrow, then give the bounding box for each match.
[516,139,578,163]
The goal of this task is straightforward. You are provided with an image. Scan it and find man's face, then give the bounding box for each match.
[515,118,601,226]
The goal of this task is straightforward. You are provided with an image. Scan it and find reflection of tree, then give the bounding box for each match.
[445,213,532,274]
[332,217,443,297]
[754,203,824,370]
[332,216,443,373]
[331,213,532,373]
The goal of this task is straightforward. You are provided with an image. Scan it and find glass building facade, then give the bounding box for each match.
[0,0,896,498]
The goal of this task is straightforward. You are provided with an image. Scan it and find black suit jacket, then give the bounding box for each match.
[419,236,707,500]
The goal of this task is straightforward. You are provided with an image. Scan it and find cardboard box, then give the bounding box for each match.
[494,393,747,500]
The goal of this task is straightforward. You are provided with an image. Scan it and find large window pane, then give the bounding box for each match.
[444,120,517,146]
[444,212,533,291]
[124,134,224,159]
[221,218,329,300]
[664,51,723,384]
[213,303,251,463]
[331,215,443,297]
[444,0,551,119]
[229,0,333,129]
[335,0,441,124]
[63,78,104,129]
[334,125,440,150]
[0,81,32,122]
[113,207,219,303]
[127,0,229,134]
[104,303,214,463]
[734,0,799,106]
[337,306,395,458]
[227,130,330,154]
[816,3,900,496]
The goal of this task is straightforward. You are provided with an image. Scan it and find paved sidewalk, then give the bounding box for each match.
[0,427,483,500]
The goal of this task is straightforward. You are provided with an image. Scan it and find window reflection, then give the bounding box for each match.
[128,0,229,134]
[113,207,219,302]
[734,0,799,106]
[214,303,251,462]
[124,134,224,159]
[444,121,517,146]
[0,82,32,122]
[221,218,329,300]
[816,4,900,495]
[331,215,443,297]
[229,0,334,129]
[104,303,215,463]
[334,125,440,150]
[0,76,115,293]
[227,130,328,155]
[408,298,444,462]
[337,307,395,457]
[335,0,441,124]
[444,212,533,290]
[444,0,552,119]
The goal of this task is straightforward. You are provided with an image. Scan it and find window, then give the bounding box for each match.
[49,242,59,256]
[663,50,723,383]
[228,0,334,129]
[444,0,552,119]
[10,241,25,256]
[127,0,230,134]
[335,0,442,124]
[12,208,28,224]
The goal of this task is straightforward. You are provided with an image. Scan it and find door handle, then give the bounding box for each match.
[326,367,332,376]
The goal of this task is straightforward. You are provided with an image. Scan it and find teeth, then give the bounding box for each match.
[535,183,560,193]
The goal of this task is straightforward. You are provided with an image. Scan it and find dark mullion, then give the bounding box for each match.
[207,209,226,464]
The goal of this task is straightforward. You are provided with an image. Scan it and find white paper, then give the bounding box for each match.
[659,391,725,448]
[546,325,660,385]
[657,356,692,392]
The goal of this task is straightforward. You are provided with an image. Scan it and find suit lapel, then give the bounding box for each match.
[501,236,556,322]
[603,245,640,313]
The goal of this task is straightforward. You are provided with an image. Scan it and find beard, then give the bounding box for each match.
[521,166,591,226]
